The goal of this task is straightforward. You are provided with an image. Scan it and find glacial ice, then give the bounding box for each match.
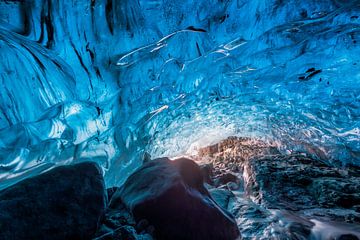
[0,0,359,188]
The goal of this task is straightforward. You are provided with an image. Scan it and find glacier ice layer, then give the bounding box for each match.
[0,0,359,188]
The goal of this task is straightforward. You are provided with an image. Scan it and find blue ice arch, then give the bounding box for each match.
[0,0,359,188]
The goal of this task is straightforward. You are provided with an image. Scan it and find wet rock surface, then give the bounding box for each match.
[109,157,240,240]
[245,154,360,215]
[0,162,106,240]
[197,136,360,239]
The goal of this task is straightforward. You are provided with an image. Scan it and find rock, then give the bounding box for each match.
[309,178,360,208]
[200,163,213,184]
[136,219,150,233]
[209,188,235,210]
[94,217,153,240]
[93,225,150,240]
[214,172,239,186]
[338,234,359,240]
[94,197,136,237]
[242,154,360,217]
[107,187,120,202]
[102,207,135,229]
[94,187,155,240]
[198,137,360,238]
[111,157,240,240]
[226,152,360,227]
[227,181,241,190]
[111,226,137,240]
[93,225,115,240]
[0,162,106,240]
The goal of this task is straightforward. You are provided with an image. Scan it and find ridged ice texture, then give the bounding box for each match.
[0,0,359,188]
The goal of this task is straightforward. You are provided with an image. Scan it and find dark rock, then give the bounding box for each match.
[227,181,241,190]
[198,137,360,238]
[337,234,360,240]
[200,163,213,184]
[142,152,152,163]
[136,219,149,233]
[146,225,155,236]
[243,154,360,217]
[309,178,360,208]
[113,226,138,240]
[107,187,120,202]
[94,188,142,240]
[111,157,240,240]
[354,205,360,213]
[94,215,153,240]
[94,225,115,240]
[94,226,139,240]
[214,172,239,186]
[100,201,135,230]
[0,162,106,240]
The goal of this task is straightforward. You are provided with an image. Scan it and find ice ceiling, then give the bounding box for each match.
[0,0,359,188]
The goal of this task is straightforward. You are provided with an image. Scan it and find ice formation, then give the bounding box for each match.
[0,0,359,188]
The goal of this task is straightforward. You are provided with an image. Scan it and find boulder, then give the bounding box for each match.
[110,157,240,240]
[0,162,106,240]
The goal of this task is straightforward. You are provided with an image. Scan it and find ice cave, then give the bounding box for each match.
[0,0,359,239]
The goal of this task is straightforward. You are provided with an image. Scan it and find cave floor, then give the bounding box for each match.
[193,137,360,239]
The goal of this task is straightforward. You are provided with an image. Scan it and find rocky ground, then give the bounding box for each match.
[0,159,241,240]
[1,137,360,239]
[196,136,360,239]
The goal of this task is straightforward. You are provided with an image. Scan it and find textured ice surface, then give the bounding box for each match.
[0,0,359,188]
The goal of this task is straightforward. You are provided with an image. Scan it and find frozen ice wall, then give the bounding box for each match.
[0,0,359,188]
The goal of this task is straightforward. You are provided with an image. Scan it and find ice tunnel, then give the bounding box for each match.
[0,0,360,239]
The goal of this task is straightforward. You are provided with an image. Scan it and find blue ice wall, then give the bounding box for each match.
[0,0,359,188]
